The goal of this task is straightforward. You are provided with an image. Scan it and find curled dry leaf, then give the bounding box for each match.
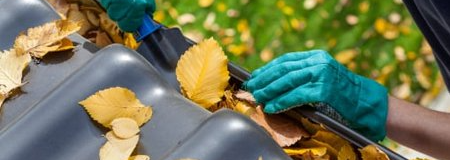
[100,131,139,160]
[111,118,140,139]
[300,138,338,158]
[283,147,327,157]
[79,87,153,128]
[67,4,92,36]
[13,19,80,58]
[0,50,31,108]
[234,89,257,105]
[250,106,309,147]
[128,155,150,160]
[359,145,389,160]
[99,13,123,43]
[176,38,229,108]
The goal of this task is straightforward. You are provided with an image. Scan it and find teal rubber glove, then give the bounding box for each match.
[100,0,156,32]
[244,50,388,141]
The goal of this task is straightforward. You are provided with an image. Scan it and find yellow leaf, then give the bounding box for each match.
[359,145,389,160]
[111,118,140,139]
[100,131,139,160]
[300,139,338,158]
[13,19,80,58]
[129,155,150,160]
[234,102,256,116]
[79,87,153,128]
[124,33,140,50]
[0,49,31,107]
[338,144,356,160]
[250,106,310,147]
[313,131,351,152]
[176,38,230,108]
[284,147,327,156]
[53,38,75,52]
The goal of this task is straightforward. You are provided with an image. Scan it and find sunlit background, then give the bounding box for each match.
[153,0,444,159]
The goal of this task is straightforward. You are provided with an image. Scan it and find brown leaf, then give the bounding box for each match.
[67,4,92,36]
[96,31,113,48]
[250,106,310,147]
[128,155,150,160]
[234,89,257,105]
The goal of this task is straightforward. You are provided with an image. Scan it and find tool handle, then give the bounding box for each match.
[134,15,162,41]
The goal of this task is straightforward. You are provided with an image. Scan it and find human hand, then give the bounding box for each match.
[100,0,156,32]
[245,50,388,141]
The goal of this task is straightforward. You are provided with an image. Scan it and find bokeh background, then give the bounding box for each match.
[153,0,444,158]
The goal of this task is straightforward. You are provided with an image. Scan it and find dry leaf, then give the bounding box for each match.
[359,145,389,160]
[300,139,338,158]
[99,13,124,43]
[234,102,256,116]
[79,87,153,128]
[250,106,309,147]
[176,38,229,108]
[129,155,150,160]
[100,131,139,160]
[234,89,257,105]
[124,33,140,50]
[313,131,351,153]
[53,38,75,52]
[284,147,327,156]
[96,31,113,48]
[111,118,140,139]
[338,144,356,160]
[67,4,92,36]
[0,50,31,108]
[13,19,80,58]
[47,0,70,16]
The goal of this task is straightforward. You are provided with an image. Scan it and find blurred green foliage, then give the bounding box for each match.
[154,0,442,105]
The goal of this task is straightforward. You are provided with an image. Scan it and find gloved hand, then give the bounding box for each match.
[244,50,388,141]
[100,0,156,32]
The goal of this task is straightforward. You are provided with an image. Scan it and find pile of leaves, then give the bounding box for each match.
[46,0,139,49]
[0,19,80,108]
[175,38,392,160]
[80,87,153,160]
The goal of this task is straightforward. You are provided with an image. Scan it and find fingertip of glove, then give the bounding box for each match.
[263,104,278,114]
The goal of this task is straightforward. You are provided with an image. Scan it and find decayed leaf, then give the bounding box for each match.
[13,19,80,58]
[250,106,309,147]
[67,4,92,36]
[359,145,389,160]
[284,147,327,156]
[338,143,356,160]
[79,87,153,128]
[176,38,230,108]
[111,118,140,139]
[0,50,31,108]
[100,131,139,160]
[284,111,326,134]
[129,155,150,160]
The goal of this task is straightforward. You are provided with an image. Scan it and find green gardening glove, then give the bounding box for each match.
[244,50,388,141]
[100,0,156,32]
